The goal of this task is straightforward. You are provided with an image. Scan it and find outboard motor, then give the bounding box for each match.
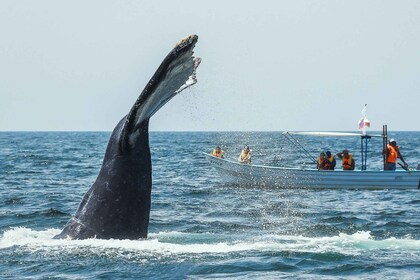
[417,163,420,170]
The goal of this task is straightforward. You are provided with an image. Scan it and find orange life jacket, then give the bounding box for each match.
[387,144,397,163]
[324,156,335,169]
[342,154,353,170]
[317,157,329,170]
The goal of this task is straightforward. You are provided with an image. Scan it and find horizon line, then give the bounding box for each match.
[1,130,419,133]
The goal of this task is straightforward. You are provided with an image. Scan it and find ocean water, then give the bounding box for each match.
[0,131,419,279]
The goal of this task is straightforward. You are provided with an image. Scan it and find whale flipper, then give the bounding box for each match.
[54,35,200,240]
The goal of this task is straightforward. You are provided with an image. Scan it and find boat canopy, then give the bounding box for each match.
[283,131,382,138]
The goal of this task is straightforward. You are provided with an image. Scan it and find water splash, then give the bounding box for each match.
[1,228,418,257]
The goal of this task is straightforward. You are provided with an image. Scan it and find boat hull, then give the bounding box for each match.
[204,153,420,189]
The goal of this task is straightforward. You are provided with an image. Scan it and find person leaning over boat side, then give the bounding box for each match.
[383,139,408,171]
[212,146,224,158]
[317,152,327,170]
[336,150,355,170]
[239,145,252,164]
[325,151,336,170]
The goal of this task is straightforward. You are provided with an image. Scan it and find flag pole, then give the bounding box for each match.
[382,124,388,170]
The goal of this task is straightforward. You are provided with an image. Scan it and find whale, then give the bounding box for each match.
[54,35,200,240]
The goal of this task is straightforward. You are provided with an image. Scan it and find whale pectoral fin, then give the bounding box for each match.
[120,35,201,151]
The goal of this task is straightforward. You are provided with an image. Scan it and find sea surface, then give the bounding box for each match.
[0,131,419,279]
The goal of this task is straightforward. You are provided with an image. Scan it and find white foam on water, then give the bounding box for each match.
[1,228,419,257]
[261,231,420,255]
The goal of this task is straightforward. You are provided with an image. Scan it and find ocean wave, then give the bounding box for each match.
[14,208,68,218]
[1,228,419,257]
[4,197,23,205]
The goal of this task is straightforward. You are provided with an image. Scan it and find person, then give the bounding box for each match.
[239,145,252,164]
[336,149,355,170]
[211,146,224,158]
[383,139,408,171]
[325,151,336,170]
[316,152,327,170]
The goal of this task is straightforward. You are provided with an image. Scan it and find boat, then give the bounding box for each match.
[204,128,420,189]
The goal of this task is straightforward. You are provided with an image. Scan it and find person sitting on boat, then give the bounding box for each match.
[325,151,336,170]
[336,150,355,170]
[317,152,327,170]
[211,146,224,158]
[239,145,252,164]
[383,139,408,171]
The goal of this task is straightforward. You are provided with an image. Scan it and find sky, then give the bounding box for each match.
[1,0,419,132]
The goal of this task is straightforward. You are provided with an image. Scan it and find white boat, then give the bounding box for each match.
[204,130,420,189]
[204,153,420,189]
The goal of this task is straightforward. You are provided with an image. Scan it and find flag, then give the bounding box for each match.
[358,104,370,132]
[358,116,370,129]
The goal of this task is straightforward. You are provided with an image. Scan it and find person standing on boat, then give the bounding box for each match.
[336,150,355,170]
[212,146,224,158]
[383,139,408,171]
[317,152,327,170]
[239,146,252,164]
[325,151,336,170]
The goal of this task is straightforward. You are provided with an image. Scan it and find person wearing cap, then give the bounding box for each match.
[336,150,355,170]
[239,145,252,164]
[211,146,224,158]
[383,139,408,170]
[325,151,336,170]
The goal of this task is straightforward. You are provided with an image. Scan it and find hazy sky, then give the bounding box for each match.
[1,1,419,132]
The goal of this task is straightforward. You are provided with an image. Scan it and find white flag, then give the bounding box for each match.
[358,104,370,134]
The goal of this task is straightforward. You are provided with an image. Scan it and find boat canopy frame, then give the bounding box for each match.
[282,130,384,171]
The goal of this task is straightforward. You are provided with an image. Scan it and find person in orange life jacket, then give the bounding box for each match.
[239,145,252,164]
[383,139,407,171]
[211,146,224,158]
[317,152,327,170]
[336,150,355,170]
[325,151,336,170]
